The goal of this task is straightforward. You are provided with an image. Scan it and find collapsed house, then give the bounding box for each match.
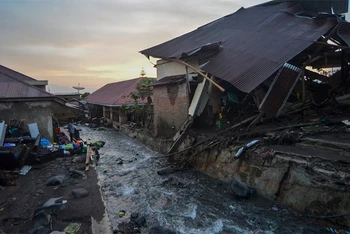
[141,1,350,152]
[87,77,154,128]
[0,64,79,142]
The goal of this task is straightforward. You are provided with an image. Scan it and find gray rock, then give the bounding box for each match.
[46,175,64,186]
[72,188,89,198]
[69,169,86,179]
[149,226,176,234]
[72,156,85,163]
[230,178,250,198]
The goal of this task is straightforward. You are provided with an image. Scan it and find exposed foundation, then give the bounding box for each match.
[119,126,350,227]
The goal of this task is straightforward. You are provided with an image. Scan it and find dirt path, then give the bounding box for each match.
[0,155,106,234]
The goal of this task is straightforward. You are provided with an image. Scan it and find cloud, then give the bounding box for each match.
[0,0,266,91]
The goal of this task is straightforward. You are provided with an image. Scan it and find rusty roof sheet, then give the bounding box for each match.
[0,67,55,99]
[141,2,337,93]
[87,78,149,106]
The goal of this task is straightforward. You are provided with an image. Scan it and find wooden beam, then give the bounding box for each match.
[315,41,350,50]
[170,59,225,92]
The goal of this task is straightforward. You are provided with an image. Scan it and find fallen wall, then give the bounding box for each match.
[0,101,53,141]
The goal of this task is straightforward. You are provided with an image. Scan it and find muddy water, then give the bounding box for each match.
[81,127,327,234]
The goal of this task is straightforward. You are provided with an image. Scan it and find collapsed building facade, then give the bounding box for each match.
[141,1,350,151]
[140,0,350,227]
[0,65,79,141]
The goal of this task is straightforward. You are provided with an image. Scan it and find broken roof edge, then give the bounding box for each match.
[151,74,187,87]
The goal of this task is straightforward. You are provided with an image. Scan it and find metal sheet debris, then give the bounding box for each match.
[259,63,302,117]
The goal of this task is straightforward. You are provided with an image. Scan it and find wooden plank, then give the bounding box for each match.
[170,59,225,92]
[85,145,92,171]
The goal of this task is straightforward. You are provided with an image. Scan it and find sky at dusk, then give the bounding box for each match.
[0,0,349,93]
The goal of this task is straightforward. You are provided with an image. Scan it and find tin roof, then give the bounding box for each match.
[87,78,150,106]
[0,66,56,99]
[0,64,36,81]
[141,2,339,93]
[151,74,186,86]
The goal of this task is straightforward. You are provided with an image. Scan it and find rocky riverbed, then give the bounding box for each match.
[81,127,338,234]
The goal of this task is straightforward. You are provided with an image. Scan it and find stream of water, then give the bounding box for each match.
[81,127,329,234]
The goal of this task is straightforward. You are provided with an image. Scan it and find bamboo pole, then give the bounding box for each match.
[170,59,225,92]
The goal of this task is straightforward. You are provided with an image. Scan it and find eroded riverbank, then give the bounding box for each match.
[81,127,337,234]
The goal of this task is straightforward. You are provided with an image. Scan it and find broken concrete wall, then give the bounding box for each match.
[192,144,350,226]
[153,83,190,138]
[0,101,54,141]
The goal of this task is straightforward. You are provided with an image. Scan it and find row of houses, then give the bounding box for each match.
[87,1,350,150]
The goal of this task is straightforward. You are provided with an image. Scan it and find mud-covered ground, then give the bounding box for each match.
[82,127,338,234]
[0,153,106,234]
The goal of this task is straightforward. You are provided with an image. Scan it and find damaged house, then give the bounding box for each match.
[140,1,350,226]
[87,77,154,128]
[141,0,350,152]
[0,65,79,142]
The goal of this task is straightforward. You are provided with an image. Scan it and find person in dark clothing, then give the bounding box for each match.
[68,120,75,142]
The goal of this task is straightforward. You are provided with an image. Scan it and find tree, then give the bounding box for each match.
[121,77,154,128]
[140,67,147,78]
[80,92,90,99]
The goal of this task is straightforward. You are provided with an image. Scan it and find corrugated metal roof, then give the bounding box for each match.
[141,2,337,93]
[151,74,186,86]
[259,63,302,117]
[0,68,55,99]
[87,78,150,106]
[337,20,350,46]
[0,64,36,81]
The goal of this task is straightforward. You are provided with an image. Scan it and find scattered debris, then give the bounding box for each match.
[64,223,81,234]
[19,165,32,175]
[119,210,126,218]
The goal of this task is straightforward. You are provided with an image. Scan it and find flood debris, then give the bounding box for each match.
[63,222,81,234]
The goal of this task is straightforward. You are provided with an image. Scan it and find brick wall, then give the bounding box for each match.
[153,83,189,137]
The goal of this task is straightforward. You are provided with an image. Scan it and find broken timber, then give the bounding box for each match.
[170,59,225,92]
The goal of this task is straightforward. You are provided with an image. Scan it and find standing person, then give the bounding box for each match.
[68,119,75,142]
